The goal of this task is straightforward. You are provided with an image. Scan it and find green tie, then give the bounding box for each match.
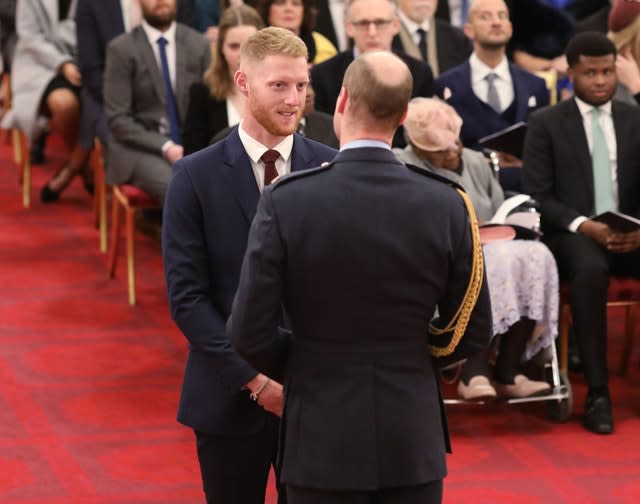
[590,108,615,215]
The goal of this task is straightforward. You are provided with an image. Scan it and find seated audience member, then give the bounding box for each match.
[183,4,263,155]
[76,0,204,156]
[434,0,548,173]
[392,0,471,77]
[608,0,640,105]
[103,0,210,204]
[10,0,91,203]
[522,32,640,434]
[395,97,557,400]
[255,0,337,64]
[311,0,434,147]
[192,0,220,43]
[508,0,575,102]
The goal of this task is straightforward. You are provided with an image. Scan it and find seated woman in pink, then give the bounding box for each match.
[395,98,559,400]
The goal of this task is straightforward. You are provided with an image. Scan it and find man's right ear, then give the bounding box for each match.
[235,70,249,96]
[336,86,349,114]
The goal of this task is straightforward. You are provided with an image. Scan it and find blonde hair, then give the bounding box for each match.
[204,5,264,100]
[608,15,640,66]
[240,26,308,66]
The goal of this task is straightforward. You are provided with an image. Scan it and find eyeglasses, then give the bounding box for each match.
[349,18,394,30]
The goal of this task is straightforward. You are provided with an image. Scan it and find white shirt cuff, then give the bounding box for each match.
[569,216,588,233]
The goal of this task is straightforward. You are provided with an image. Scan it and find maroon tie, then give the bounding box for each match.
[261,149,280,186]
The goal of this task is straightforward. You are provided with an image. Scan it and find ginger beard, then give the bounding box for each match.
[242,54,308,138]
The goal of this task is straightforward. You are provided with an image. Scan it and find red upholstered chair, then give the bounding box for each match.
[107,183,160,306]
[89,138,108,253]
[558,277,640,377]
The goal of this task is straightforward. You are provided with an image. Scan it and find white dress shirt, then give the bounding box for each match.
[469,53,514,112]
[568,97,618,232]
[226,98,242,129]
[141,20,177,89]
[238,123,294,192]
[398,9,430,47]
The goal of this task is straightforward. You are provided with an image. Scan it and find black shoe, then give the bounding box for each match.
[583,394,613,434]
[40,184,60,203]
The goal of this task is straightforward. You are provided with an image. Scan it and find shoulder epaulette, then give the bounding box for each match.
[271,161,335,189]
[404,162,465,193]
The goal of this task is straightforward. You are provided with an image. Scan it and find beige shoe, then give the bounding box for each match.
[495,374,551,398]
[457,375,497,401]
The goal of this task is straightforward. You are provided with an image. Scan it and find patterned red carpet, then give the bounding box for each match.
[0,135,639,503]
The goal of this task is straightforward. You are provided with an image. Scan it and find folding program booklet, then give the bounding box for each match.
[592,211,640,233]
[478,121,527,159]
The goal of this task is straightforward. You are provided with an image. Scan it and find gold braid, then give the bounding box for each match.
[429,188,484,357]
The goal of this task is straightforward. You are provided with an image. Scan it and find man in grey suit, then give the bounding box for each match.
[104,0,210,203]
[230,50,492,504]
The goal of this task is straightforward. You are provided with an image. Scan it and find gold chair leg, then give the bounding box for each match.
[99,186,109,253]
[12,128,22,165]
[107,194,122,278]
[125,207,137,306]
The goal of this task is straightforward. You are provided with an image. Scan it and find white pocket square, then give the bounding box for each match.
[528,96,537,107]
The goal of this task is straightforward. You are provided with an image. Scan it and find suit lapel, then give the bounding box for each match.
[290,134,318,173]
[134,27,166,106]
[564,100,594,200]
[510,65,531,120]
[612,101,629,194]
[220,130,260,223]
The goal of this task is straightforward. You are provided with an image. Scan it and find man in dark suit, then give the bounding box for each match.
[76,0,196,148]
[522,32,640,434]
[162,27,336,503]
[434,0,548,186]
[103,0,210,204]
[311,0,434,147]
[392,0,471,77]
[230,50,492,504]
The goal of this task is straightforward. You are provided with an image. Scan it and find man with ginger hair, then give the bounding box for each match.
[230,50,491,504]
[162,27,336,504]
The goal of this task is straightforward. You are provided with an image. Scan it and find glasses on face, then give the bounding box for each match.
[349,18,394,31]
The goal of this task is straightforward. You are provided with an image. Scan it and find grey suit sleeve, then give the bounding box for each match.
[522,111,582,230]
[104,39,169,154]
[163,164,258,391]
[230,188,290,379]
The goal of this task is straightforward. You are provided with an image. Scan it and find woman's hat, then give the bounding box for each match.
[403,97,462,152]
[609,0,640,32]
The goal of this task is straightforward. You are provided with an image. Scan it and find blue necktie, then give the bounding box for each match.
[157,36,182,144]
[590,108,616,214]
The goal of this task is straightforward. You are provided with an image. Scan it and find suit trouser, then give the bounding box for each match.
[545,232,640,389]
[194,414,284,504]
[286,479,443,504]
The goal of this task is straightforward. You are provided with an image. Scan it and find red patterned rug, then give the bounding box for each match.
[0,135,639,503]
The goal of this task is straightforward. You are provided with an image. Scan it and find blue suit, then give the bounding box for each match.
[434,61,549,150]
[162,128,336,502]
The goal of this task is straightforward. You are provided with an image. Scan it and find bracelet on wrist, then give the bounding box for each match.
[249,378,270,401]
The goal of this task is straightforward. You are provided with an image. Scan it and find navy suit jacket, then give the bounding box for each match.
[76,0,196,104]
[434,61,549,149]
[230,147,492,490]
[163,129,336,434]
